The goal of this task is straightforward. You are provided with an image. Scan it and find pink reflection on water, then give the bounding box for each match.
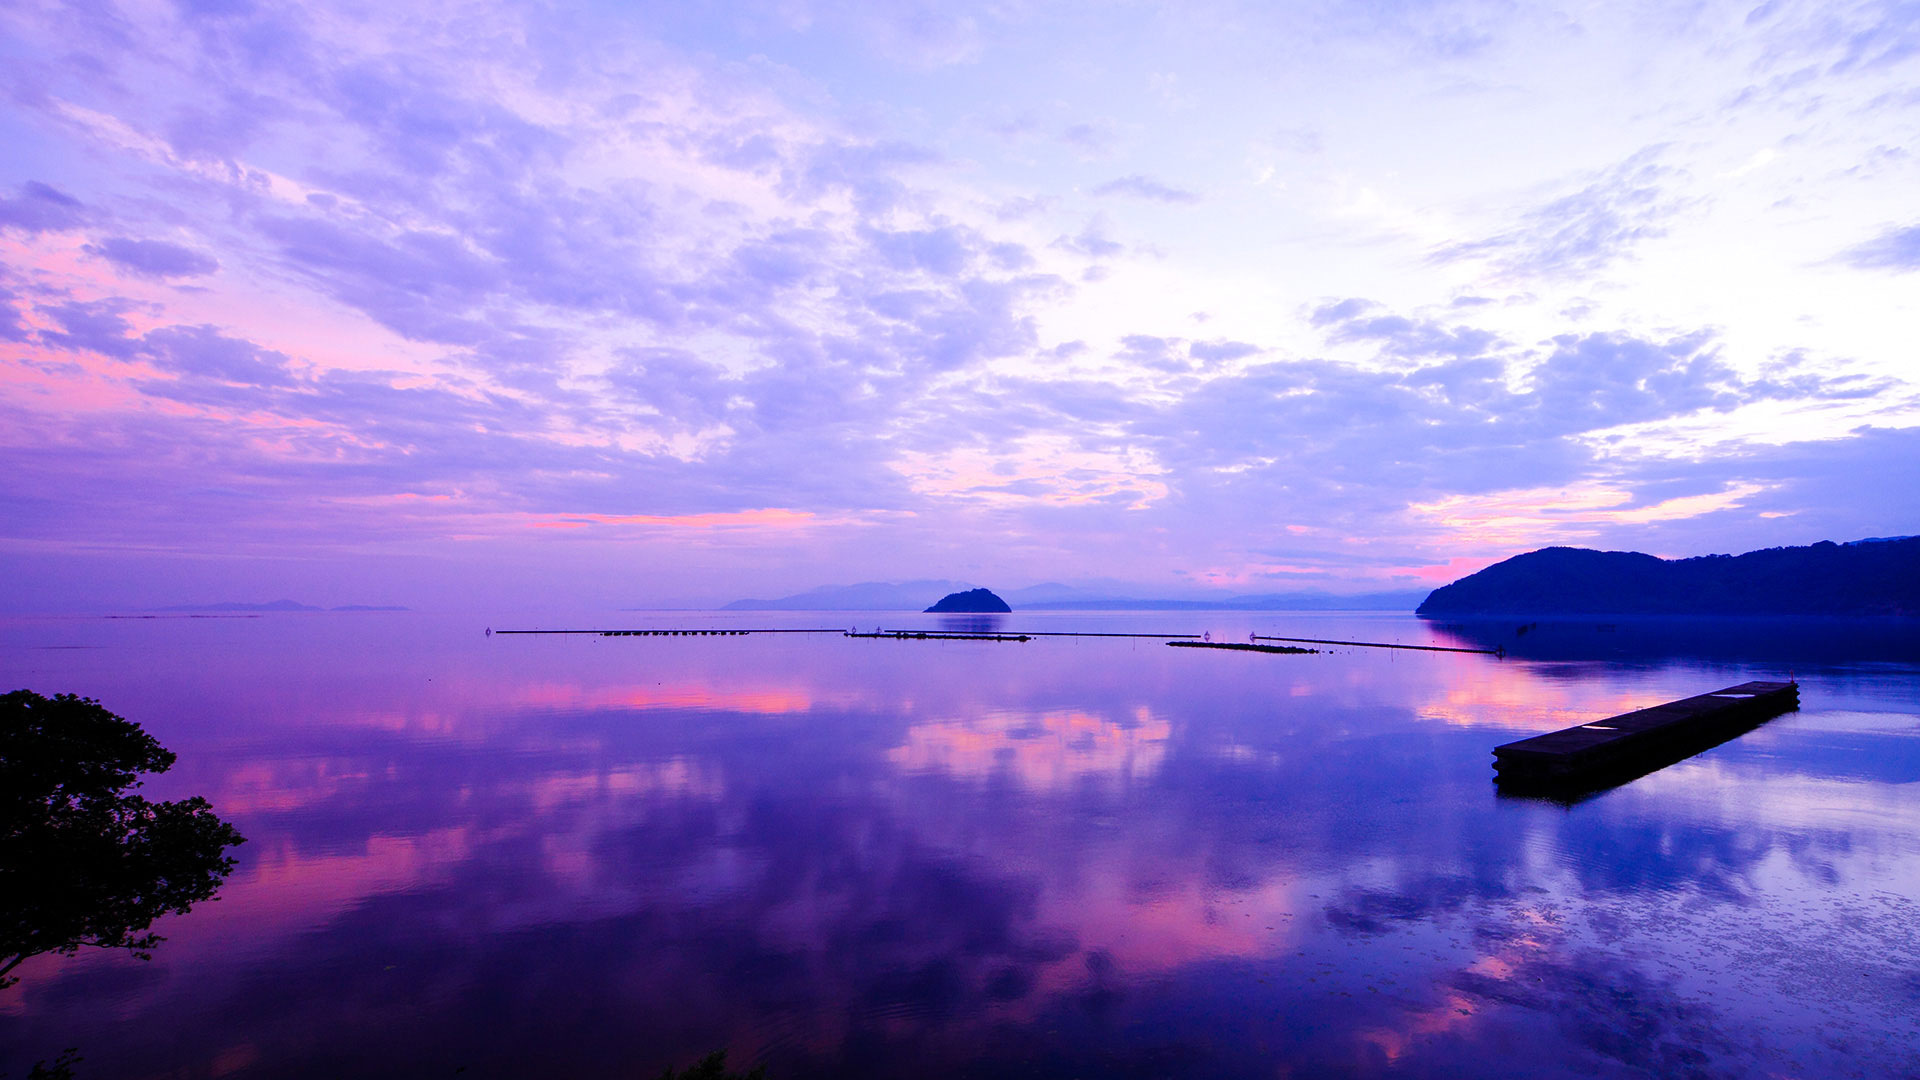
[887,705,1170,790]
[1413,662,1676,732]
[512,680,844,717]
[4,613,1918,1077]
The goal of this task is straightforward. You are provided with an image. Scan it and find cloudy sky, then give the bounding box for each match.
[2,0,1916,610]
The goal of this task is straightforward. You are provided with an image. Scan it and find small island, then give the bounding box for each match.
[924,588,1012,613]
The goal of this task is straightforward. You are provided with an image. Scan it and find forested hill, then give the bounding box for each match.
[1416,537,1920,617]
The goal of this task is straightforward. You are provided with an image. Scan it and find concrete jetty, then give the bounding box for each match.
[1252,634,1502,656]
[490,628,843,636]
[846,630,1031,642]
[1167,641,1318,655]
[1493,680,1799,790]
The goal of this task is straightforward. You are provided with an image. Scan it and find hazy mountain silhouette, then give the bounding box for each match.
[726,581,1425,612]
[1018,590,1427,611]
[1418,536,1920,616]
[152,600,408,613]
[722,580,974,611]
[157,599,322,612]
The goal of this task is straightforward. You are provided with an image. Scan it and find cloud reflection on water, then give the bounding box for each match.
[887,706,1169,790]
[1,613,1918,1077]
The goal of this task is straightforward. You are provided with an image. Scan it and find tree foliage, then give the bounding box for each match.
[656,1051,766,1080]
[1,691,245,989]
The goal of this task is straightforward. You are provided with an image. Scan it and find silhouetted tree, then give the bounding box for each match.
[1,691,245,989]
[656,1051,766,1080]
[8,1047,81,1079]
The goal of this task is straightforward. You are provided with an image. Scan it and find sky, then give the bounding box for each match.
[1,0,1917,611]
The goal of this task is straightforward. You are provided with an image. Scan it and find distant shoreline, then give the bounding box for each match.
[150,601,412,613]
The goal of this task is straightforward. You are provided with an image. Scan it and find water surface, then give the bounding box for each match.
[3,611,1917,1078]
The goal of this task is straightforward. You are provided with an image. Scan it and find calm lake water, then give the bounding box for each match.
[3,610,1919,1079]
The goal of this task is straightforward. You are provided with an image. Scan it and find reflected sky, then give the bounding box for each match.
[3,612,1918,1078]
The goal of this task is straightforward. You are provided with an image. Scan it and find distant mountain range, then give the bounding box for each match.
[721,580,973,611]
[1020,591,1429,612]
[722,580,1427,612]
[1417,537,1920,617]
[155,600,410,612]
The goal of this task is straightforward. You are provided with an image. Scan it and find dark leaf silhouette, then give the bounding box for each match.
[1,690,245,989]
[23,1047,80,1079]
[655,1050,766,1080]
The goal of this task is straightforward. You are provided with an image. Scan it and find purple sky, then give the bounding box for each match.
[2,1,1916,611]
